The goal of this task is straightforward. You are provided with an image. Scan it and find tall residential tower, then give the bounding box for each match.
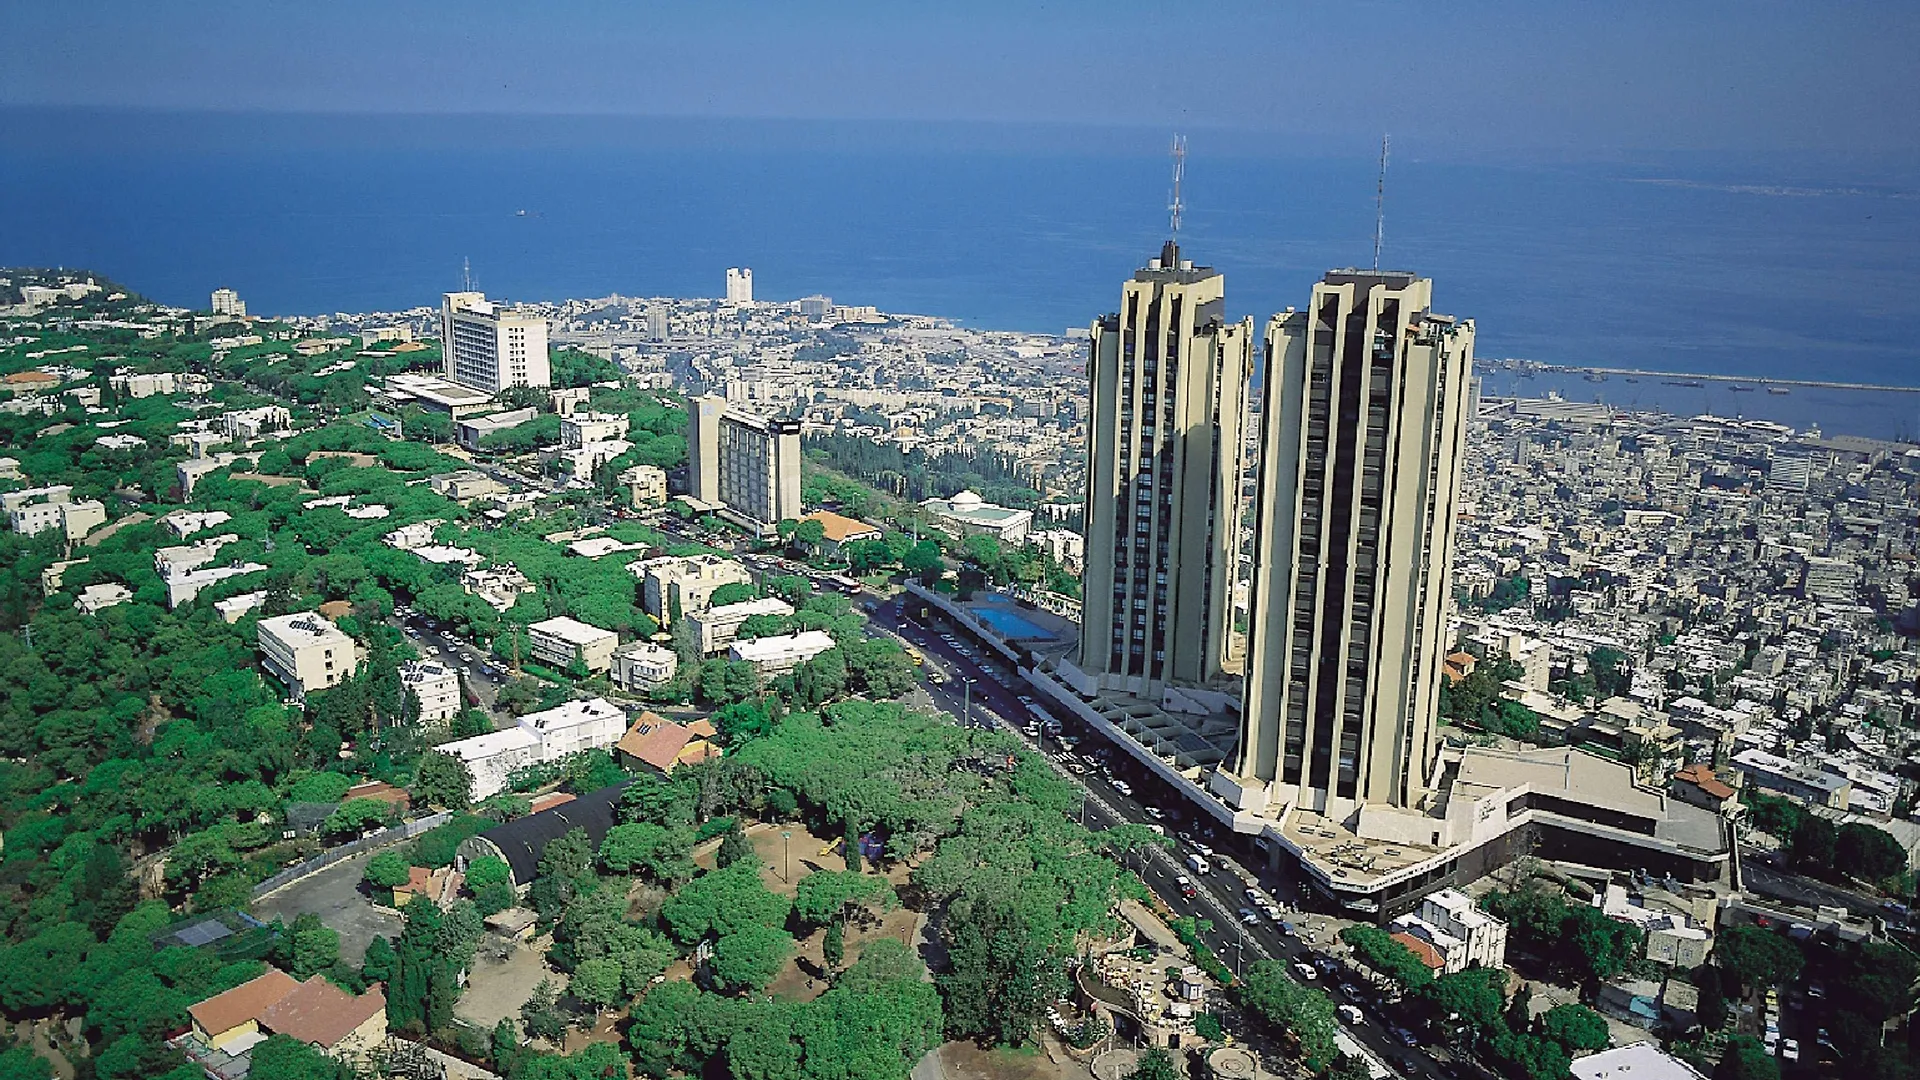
[686,396,802,533]
[1077,242,1252,698]
[1214,270,1473,821]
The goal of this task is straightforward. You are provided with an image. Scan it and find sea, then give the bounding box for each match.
[5,109,1920,439]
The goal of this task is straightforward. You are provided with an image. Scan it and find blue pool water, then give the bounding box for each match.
[970,596,1052,640]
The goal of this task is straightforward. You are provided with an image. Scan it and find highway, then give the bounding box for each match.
[866,592,1482,1080]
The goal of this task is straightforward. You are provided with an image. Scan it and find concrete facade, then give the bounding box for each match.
[257,612,360,699]
[686,395,802,530]
[1078,241,1251,698]
[440,291,551,394]
[1220,270,1473,820]
[526,616,619,674]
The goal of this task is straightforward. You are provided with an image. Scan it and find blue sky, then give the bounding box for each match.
[5,0,1918,158]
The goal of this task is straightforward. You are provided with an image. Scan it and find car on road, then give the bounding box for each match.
[1338,1005,1366,1025]
[1175,875,1198,899]
[1110,779,1134,797]
[1781,1039,1799,1062]
[1238,908,1261,925]
[1145,806,1165,820]
[1293,963,1318,981]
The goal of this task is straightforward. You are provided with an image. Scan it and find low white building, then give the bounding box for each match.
[256,612,360,700]
[76,582,133,615]
[5,485,106,541]
[156,534,239,578]
[560,412,629,448]
[165,562,268,610]
[95,433,147,452]
[383,520,443,551]
[921,490,1033,545]
[461,565,535,613]
[214,591,267,623]
[400,660,462,725]
[163,509,232,538]
[635,554,753,623]
[1389,888,1509,974]
[729,630,836,676]
[612,640,678,692]
[527,616,619,674]
[220,405,291,441]
[439,697,629,799]
[689,596,794,654]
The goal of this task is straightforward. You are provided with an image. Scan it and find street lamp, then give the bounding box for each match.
[781,830,792,882]
[1225,939,1245,979]
[961,677,978,728]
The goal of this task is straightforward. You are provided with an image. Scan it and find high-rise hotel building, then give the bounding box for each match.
[441,292,551,394]
[688,395,802,532]
[1214,270,1473,821]
[1078,242,1252,698]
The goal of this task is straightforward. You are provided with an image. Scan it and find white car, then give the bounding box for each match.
[1338,1005,1365,1025]
[1111,779,1134,797]
[1293,963,1318,981]
[1780,1039,1799,1062]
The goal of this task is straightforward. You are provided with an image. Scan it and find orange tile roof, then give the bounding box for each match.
[686,717,718,739]
[259,975,386,1048]
[2,371,59,387]
[189,968,301,1036]
[800,510,882,544]
[615,712,693,774]
[1391,931,1446,972]
[1674,763,1736,800]
[529,791,577,814]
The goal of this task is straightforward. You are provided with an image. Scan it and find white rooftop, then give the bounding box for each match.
[1571,1044,1707,1080]
[257,611,353,646]
[528,616,617,645]
[730,629,837,662]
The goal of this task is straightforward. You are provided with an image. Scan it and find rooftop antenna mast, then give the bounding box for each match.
[1168,134,1188,241]
[461,257,474,292]
[1372,134,1390,272]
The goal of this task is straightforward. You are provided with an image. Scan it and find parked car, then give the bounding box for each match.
[1781,1039,1800,1062]
[1293,963,1318,981]
[1338,1005,1366,1025]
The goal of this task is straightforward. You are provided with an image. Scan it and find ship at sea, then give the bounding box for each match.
[1664,379,1705,388]
[1583,373,1607,383]
[1730,384,1754,392]
[1766,385,1791,395]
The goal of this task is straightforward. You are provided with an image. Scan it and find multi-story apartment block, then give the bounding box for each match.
[438,697,628,799]
[620,464,668,506]
[1217,269,1473,820]
[560,412,630,449]
[399,660,462,725]
[725,267,754,304]
[635,554,754,623]
[5,485,108,541]
[257,612,360,700]
[687,396,801,531]
[440,291,551,394]
[210,288,247,317]
[688,596,795,654]
[1390,888,1508,974]
[1076,242,1251,698]
[612,640,679,692]
[526,616,619,674]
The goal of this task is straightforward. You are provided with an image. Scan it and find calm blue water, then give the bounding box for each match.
[970,595,1052,641]
[5,110,1920,427]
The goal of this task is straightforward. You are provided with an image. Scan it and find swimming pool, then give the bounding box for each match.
[969,595,1052,640]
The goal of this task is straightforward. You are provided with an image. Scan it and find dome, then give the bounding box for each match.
[950,490,983,510]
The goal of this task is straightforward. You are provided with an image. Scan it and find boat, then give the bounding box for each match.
[1584,373,1607,383]
[1730,384,1754,392]
[1624,377,1640,383]
[1663,379,1705,388]
[1767,386,1791,395]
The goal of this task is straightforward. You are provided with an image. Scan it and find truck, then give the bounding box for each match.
[1186,853,1211,875]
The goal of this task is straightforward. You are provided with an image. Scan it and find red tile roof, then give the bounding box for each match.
[189,968,301,1037]
[615,712,694,774]
[800,510,882,544]
[1674,763,1736,800]
[1391,932,1446,972]
[259,975,386,1048]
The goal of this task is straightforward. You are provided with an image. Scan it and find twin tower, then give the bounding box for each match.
[1077,241,1475,825]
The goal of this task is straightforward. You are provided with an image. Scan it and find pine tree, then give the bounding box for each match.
[823,919,845,973]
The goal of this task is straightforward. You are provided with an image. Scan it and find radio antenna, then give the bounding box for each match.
[461,257,474,292]
[1372,134,1390,271]
[1168,134,1188,240]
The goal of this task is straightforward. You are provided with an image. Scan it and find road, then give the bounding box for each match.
[389,611,506,716]
[867,593,1479,1080]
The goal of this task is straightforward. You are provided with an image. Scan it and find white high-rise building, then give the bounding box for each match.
[210,288,246,317]
[440,292,551,394]
[725,268,754,305]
